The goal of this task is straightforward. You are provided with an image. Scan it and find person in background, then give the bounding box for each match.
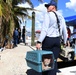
[18,28,21,44]
[13,28,19,47]
[72,26,76,44]
[36,1,67,75]
[22,26,26,45]
[67,27,71,47]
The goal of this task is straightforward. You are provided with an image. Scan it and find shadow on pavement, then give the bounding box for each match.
[58,60,76,69]
[26,69,42,75]
[26,69,61,75]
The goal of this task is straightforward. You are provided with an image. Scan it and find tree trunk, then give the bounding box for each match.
[31,11,35,46]
[7,17,15,49]
[0,16,2,48]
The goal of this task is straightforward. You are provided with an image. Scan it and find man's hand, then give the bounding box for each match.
[63,44,67,48]
[36,43,41,50]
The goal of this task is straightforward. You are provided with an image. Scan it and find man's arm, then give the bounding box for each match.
[61,17,68,45]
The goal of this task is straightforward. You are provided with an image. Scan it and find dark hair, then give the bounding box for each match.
[47,5,57,11]
[42,54,52,61]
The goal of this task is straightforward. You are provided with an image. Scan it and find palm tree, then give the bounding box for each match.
[0,0,58,47]
[0,0,24,47]
[0,3,2,48]
[0,0,43,47]
[0,0,12,47]
[1,0,60,49]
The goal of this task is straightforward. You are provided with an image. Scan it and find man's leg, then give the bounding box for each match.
[42,37,60,75]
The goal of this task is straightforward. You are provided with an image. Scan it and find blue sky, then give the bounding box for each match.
[30,0,76,17]
[18,0,76,31]
[58,0,76,17]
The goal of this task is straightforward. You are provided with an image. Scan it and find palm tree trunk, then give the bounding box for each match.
[0,16,2,48]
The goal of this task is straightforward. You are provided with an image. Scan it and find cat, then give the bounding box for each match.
[42,58,51,70]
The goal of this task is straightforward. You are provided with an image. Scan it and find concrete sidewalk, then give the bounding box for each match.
[0,39,39,75]
[0,39,74,75]
[0,43,32,75]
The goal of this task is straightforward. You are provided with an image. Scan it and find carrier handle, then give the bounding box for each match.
[36,48,42,50]
[27,44,42,51]
[28,45,35,50]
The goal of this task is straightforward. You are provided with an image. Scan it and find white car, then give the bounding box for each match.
[60,46,75,62]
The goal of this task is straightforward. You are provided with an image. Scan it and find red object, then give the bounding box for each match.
[67,28,71,38]
[35,30,41,33]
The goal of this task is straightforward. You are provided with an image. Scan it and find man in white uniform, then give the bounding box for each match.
[36,0,67,75]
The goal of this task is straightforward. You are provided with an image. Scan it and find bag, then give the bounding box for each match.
[52,12,63,43]
[52,11,60,35]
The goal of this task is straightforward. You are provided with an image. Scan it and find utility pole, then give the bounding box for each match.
[31,11,35,46]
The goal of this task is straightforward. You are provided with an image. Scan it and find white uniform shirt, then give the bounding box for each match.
[38,11,67,44]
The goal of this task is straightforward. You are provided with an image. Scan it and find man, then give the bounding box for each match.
[22,26,26,45]
[36,1,67,75]
[72,26,76,44]
[67,27,71,47]
[13,28,19,47]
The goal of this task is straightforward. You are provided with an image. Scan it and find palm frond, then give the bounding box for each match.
[1,1,11,21]
[14,6,41,12]
[25,0,33,8]
[0,4,2,16]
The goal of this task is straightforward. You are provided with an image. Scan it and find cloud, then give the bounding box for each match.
[17,2,63,31]
[35,3,47,12]
[24,4,46,31]
[17,2,45,31]
[34,3,47,30]
[66,0,76,11]
[17,2,31,8]
[58,10,63,15]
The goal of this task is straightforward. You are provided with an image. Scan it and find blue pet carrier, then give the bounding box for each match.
[25,50,55,72]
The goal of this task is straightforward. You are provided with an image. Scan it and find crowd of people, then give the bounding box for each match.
[1,26,26,50]
[12,26,26,48]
